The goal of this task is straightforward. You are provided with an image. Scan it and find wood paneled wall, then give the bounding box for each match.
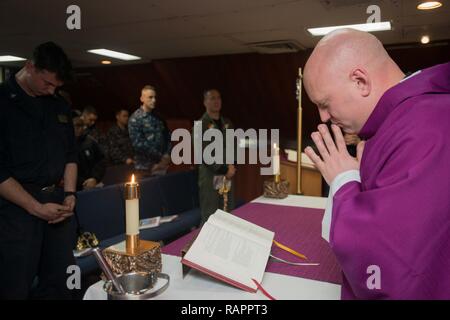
[66,41,449,142]
[65,42,449,201]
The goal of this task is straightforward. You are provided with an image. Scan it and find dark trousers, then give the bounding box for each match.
[199,184,235,224]
[0,189,77,299]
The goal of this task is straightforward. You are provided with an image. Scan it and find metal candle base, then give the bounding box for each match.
[274,174,281,184]
[263,179,289,199]
[126,234,140,255]
[102,240,162,276]
[104,272,170,300]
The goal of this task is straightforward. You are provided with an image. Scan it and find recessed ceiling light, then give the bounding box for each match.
[417,1,443,10]
[101,60,112,65]
[0,55,26,62]
[87,49,141,61]
[307,22,392,36]
[421,35,430,44]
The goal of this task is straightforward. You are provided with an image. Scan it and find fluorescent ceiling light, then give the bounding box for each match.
[0,55,26,62]
[307,21,392,36]
[87,49,141,61]
[417,1,442,10]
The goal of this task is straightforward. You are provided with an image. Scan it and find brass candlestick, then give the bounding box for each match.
[263,178,289,199]
[102,176,162,277]
[218,176,231,212]
[296,68,303,194]
[274,143,281,184]
[263,143,288,198]
[274,173,281,184]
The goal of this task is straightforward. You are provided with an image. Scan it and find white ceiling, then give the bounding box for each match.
[0,0,449,67]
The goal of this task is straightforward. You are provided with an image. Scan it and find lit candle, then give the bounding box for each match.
[273,143,280,176]
[124,174,140,253]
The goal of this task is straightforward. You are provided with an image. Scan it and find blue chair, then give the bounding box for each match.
[75,170,201,276]
[75,184,125,241]
[157,170,198,215]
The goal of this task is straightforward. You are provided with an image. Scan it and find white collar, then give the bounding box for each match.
[400,70,421,83]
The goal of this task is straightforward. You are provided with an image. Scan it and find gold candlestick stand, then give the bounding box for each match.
[102,181,162,276]
[218,176,231,212]
[263,173,289,199]
[296,68,303,194]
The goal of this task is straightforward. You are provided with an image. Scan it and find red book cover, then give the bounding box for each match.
[181,258,257,293]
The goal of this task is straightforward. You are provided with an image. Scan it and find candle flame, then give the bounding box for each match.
[131,174,135,183]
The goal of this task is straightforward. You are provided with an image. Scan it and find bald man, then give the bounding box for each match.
[304,29,450,299]
[129,85,171,177]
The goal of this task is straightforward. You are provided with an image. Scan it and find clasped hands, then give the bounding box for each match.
[33,195,76,224]
[304,124,365,185]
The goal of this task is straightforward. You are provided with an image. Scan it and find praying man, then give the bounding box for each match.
[303,28,450,299]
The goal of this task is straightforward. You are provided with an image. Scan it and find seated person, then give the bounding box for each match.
[80,106,99,138]
[73,116,107,190]
[105,109,134,165]
[80,105,107,152]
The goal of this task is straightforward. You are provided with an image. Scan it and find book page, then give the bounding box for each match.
[284,149,316,169]
[160,214,178,223]
[139,216,161,229]
[208,210,274,248]
[183,221,271,290]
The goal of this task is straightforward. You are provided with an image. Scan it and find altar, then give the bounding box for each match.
[83,195,342,300]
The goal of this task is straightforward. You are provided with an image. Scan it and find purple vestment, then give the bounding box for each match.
[331,62,450,299]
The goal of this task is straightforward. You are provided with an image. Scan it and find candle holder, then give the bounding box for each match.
[124,180,140,254]
[102,176,162,277]
[263,144,289,198]
[274,173,281,184]
[102,240,162,277]
[216,176,231,212]
[263,174,289,199]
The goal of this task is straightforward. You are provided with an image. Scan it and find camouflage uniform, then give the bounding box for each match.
[128,107,171,171]
[105,124,134,165]
[196,112,235,223]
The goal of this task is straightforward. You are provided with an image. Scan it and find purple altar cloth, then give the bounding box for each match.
[162,202,342,285]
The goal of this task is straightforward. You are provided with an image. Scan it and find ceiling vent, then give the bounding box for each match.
[247,40,305,54]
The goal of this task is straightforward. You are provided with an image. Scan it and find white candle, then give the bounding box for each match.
[125,174,140,235]
[273,143,280,175]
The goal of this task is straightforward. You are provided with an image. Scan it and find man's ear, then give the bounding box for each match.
[349,68,371,97]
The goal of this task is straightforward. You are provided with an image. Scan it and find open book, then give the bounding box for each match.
[181,210,274,292]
